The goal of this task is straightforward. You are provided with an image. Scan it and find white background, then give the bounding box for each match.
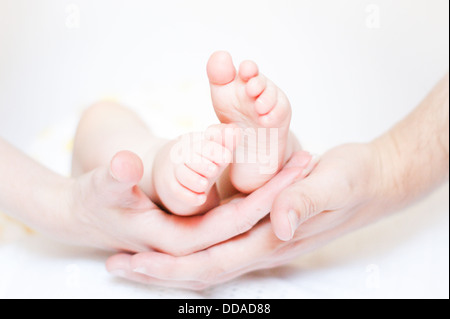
[0,0,448,298]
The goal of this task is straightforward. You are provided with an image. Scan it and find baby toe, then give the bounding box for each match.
[205,123,240,152]
[258,95,291,128]
[185,156,219,179]
[179,189,207,207]
[200,140,233,165]
[175,164,209,194]
[246,75,267,99]
[255,83,278,116]
[238,60,259,82]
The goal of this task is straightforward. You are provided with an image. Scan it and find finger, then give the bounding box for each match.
[109,212,354,290]
[129,220,280,283]
[90,151,149,208]
[110,151,144,186]
[231,151,312,221]
[109,254,270,290]
[92,150,143,193]
[271,163,332,242]
[106,254,205,290]
[150,151,313,256]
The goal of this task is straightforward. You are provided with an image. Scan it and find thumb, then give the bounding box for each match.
[90,151,145,204]
[271,173,329,241]
[109,150,144,187]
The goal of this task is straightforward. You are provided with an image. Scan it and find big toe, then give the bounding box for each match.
[207,51,236,86]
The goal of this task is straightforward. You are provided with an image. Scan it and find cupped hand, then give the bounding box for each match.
[106,143,391,290]
[58,150,312,256]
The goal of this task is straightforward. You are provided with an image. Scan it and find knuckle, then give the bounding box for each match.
[199,269,217,284]
[235,211,256,234]
[198,265,223,285]
[295,194,318,221]
[197,251,224,285]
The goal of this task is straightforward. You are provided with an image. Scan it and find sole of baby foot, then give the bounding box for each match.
[207,51,293,193]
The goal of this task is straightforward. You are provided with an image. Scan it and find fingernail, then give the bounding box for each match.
[288,210,299,239]
[298,152,313,167]
[110,269,127,277]
[133,267,147,275]
[285,151,311,168]
[109,167,119,182]
[298,154,320,179]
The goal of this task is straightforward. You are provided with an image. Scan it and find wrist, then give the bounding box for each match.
[369,134,407,209]
[25,173,76,242]
[45,176,76,239]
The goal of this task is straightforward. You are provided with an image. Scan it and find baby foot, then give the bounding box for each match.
[153,124,239,216]
[207,51,293,193]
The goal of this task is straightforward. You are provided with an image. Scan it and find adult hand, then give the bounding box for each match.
[105,74,449,290]
[105,143,392,290]
[60,150,313,256]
